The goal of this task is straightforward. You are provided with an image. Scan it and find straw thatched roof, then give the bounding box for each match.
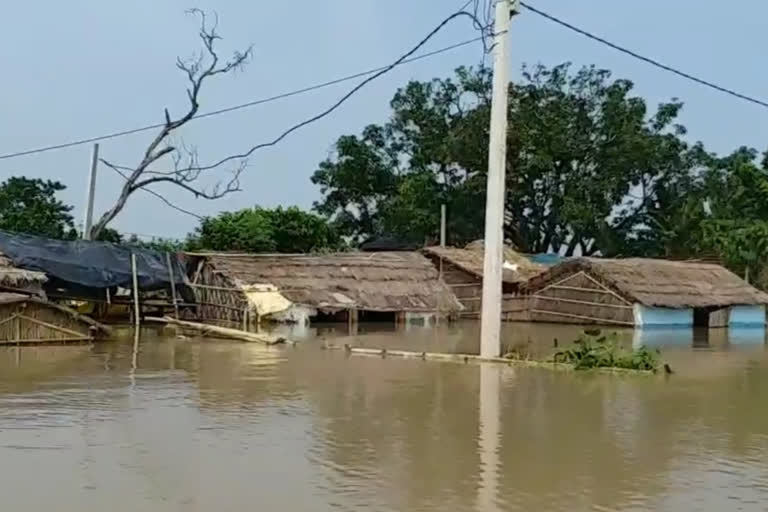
[200,252,463,313]
[0,252,46,292]
[523,257,768,308]
[423,241,546,284]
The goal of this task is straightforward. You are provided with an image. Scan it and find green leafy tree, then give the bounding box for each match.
[0,177,76,238]
[312,64,694,254]
[187,206,342,253]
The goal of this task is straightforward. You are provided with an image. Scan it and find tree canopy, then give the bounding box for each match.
[0,177,76,239]
[312,63,698,256]
[186,206,343,253]
[311,62,768,287]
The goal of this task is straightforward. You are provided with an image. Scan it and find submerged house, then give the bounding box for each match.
[189,252,463,325]
[422,242,546,319]
[0,253,109,343]
[511,258,768,327]
[0,293,109,344]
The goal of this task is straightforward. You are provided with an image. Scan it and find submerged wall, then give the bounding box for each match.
[633,305,693,327]
[728,305,766,327]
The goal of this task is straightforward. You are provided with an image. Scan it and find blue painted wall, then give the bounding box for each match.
[729,305,766,327]
[633,305,693,327]
[632,327,693,349]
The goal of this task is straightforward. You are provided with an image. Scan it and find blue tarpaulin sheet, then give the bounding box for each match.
[0,230,187,291]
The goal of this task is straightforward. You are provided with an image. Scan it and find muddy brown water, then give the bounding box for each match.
[1,322,768,511]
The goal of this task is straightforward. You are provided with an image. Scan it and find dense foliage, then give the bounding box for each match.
[312,63,768,286]
[0,177,77,239]
[186,206,343,253]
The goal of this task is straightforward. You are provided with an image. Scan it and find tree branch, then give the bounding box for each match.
[88,9,252,239]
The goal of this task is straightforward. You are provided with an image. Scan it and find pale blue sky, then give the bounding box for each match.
[1,1,765,239]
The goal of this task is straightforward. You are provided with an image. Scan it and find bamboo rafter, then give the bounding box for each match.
[533,295,634,310]
[530,309,634,326]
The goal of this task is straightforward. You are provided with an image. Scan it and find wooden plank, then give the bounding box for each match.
[533,295,633,310]
[530,309,634,326]
[145,316,289,345]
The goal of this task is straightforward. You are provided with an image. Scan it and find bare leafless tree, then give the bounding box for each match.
[91,9,251,239]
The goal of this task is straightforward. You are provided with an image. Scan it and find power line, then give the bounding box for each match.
[105,163,204,220]
[521,2,768,109]
[0,37,483,162]
[190,10,486,173]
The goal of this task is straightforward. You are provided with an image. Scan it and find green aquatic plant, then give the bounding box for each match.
[553,330,660,372]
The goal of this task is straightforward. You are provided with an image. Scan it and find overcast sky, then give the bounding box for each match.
[1,0,765,240]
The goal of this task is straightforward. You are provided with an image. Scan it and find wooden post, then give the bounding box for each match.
[131,253,141,331]
[166,252,180,318]
[242,306,249,331]
[347,309,359,336]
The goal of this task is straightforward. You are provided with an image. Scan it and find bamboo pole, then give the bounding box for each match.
[329,344,653,375]
[166,252,180,319]
[131,253,140,331]
[145,316,288,345]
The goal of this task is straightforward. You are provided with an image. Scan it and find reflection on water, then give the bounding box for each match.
[0,323,767,510]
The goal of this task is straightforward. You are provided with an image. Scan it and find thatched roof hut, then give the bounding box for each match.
[0,252,46,295]
[523,258,768,308]
[189,252,463,325]
[0,293,109,344]
[422,242,545,319]
[513,258,768,327]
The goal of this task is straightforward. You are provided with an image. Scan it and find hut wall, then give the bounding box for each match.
[708,308,730,328]
[438,261,483,318]
[0,301,91,343]
[633,305,692,327]
[193,263,248,324]
[728,305,766,327]
[502,295,530,322]
[526,271,635,326]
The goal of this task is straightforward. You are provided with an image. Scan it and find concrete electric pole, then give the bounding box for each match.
[480,0,518,358]
[82,143,99,240]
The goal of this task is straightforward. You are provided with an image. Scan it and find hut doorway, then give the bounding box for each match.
[358,310,396,323]
[312,310,349,323]
[693,308,710,328]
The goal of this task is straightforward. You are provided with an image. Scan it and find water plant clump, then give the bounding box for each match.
[553,330,660,372]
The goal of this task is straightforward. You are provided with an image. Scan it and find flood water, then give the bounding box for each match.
[1,323,768,511]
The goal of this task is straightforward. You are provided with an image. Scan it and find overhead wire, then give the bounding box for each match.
[41,3,489,223]
[0,37,483,161]
[520,2,768,109]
